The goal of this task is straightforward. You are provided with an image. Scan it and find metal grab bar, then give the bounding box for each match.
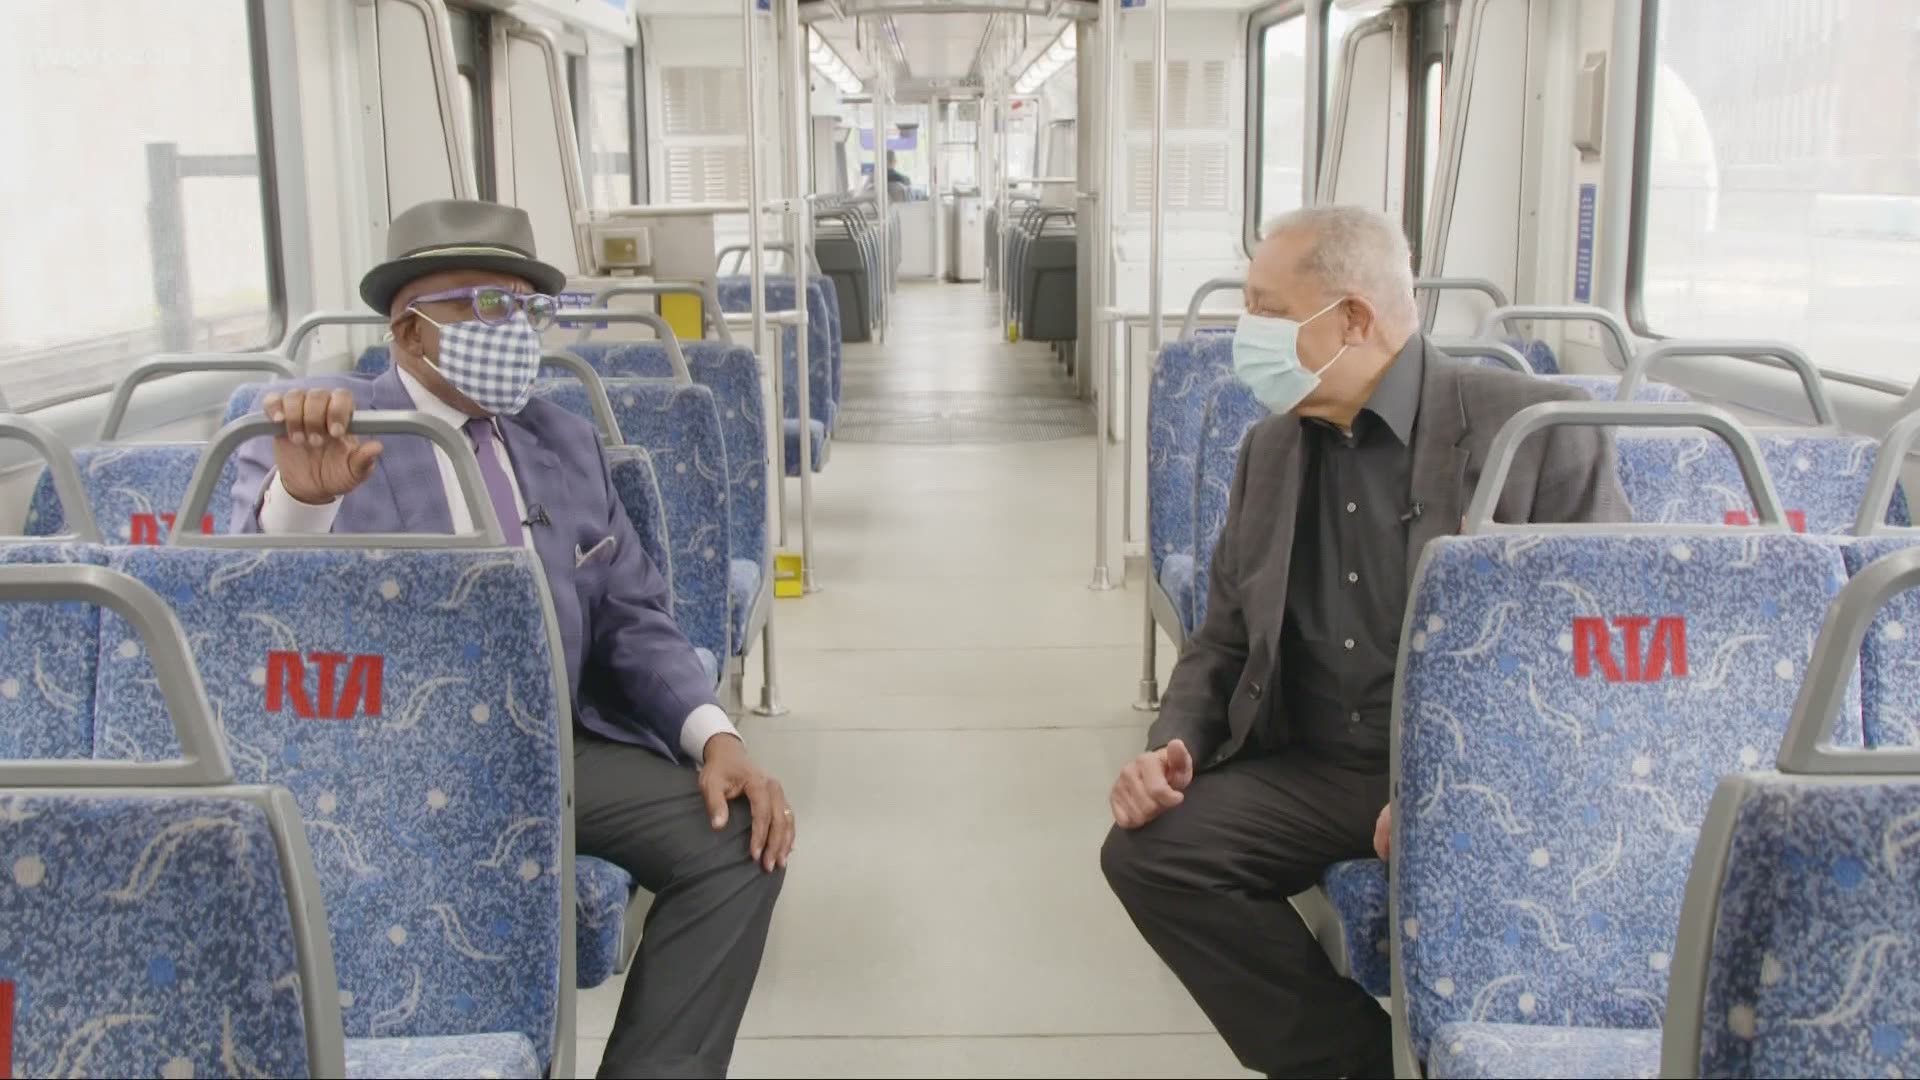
[1180,278,1246,341]
[1414,276,1511,309]
[1475,305,1636,369]
[591,282,735,344]
[98,354,294,442]
[1433,338,1533,374]
[1855,409,1920,536]
[537,352,625,440]
[0,415,99,542]
[558,310,689,381]
[1465,402,1787,533]
[280,311,390,374]
[1778,545,1920,775]
[173,412,507,548]
[1621,339,1837,429]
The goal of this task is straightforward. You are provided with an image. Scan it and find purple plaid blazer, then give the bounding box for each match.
[228,366,717,759]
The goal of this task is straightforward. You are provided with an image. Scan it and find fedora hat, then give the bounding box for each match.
[359,199,568,313]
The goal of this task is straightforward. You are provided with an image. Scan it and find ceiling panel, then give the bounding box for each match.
[894,13,991,80]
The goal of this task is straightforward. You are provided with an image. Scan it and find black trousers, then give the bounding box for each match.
[1100,751,1390,1077]
[574,731,785,1079]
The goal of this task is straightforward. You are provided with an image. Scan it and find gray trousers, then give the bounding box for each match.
[1100,751,1389,1077]
[575,731,784,1079]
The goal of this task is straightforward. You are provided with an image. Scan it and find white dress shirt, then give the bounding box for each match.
[258,367,740,762]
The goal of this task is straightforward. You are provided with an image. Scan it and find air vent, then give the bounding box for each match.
[1131,59,1230,131]
[1196,60,1228,129]
[662,67,746,136]
[1129,60,1153,131]
[665,146,749,203]
[1128,143,1229,213]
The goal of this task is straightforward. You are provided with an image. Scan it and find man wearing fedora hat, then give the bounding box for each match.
[227,198,791,1078]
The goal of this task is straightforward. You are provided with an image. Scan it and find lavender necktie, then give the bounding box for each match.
[464,418,526,547]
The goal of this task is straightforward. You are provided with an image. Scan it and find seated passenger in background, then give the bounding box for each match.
[228,198,792,1079]
[1100,205,1628,1079]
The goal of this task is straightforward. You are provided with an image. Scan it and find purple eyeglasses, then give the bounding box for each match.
[407,286,559,330]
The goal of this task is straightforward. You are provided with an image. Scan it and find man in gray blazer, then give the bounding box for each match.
[229,199,792,1078]
[1100,206,1627,1078]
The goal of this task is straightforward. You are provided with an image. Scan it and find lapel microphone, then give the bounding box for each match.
[524,504,551,528]
[1400,502,1425,524]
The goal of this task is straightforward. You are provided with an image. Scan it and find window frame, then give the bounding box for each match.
[13,0,289,413]
[626,41,645,204]
[447,5,495,201]
[1404,0,1452,268]
[564,35,641,209]
[1622,0,1906,394]
[1622,0,1666,342]
[1243,0,1309,255]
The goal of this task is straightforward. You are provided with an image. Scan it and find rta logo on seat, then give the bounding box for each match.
[1723,509,1808,533]
[128,512,215,545]
[1572,617,1689,682]
[265,651,384,719]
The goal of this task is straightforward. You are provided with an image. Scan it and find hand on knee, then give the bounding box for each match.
[1108,739,1195,829]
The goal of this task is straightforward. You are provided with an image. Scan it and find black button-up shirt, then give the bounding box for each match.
[1270,335,1425,771]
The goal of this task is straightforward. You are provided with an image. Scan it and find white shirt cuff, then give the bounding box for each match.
[258,471,343,534]
[680,704,741,763]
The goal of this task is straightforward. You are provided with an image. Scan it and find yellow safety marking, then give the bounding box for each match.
[774,551,805,598]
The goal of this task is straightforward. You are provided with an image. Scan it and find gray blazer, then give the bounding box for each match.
[1148,337,1631,768]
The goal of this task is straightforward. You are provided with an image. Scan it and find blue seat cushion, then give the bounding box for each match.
[1159,553,1196,635]
[783,418,828,476]
[0,544,105,760]
[26,445,239,542]
[1,793,314,1078]
[575,855,635,989]
[696,647,720,687]
[728,558,763,655]
[1427,1022,1660,1079]
[345,1032,541,1079]
[1145,337,1234,584]
[1694,776,1920,1078]
[1502,337,1563,375]
[96,547,568,1066]
[1321,858,1390,997]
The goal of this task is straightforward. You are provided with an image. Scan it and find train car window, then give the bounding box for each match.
[581,36,637,209]
[1633,0,1920,387]
[0,0,280,411]
[1249,8,1308,249]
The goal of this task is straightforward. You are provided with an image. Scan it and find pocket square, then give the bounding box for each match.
[575,536,617,568]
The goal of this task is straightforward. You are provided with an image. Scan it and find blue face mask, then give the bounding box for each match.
[1232,298,1351,414]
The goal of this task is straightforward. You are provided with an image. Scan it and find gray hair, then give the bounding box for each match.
[1259,205,1418,334]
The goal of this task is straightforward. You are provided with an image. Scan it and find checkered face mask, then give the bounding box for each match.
[412,309,543,415]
